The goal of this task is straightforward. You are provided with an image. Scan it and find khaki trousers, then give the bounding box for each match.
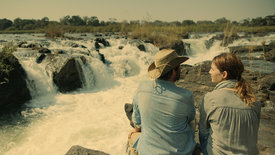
[129,132,141,155]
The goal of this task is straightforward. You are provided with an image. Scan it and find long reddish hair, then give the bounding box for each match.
[212,53,256,106]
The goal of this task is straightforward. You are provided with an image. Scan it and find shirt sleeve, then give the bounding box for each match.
[188,93,196,123]
[132,92,141,128]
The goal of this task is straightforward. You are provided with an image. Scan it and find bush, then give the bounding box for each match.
[0,42,17,75]
[45,24,65,38]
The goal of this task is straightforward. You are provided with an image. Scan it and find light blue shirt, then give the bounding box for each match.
[132,79,196,155]
[199,80,261,155]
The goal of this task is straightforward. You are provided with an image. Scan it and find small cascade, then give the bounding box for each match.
[183,35,226,65]
[13,51,57,98]
[74,57,95,90]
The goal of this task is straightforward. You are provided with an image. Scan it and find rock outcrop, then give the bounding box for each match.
[53,57,87,93]
[0,53,31,112]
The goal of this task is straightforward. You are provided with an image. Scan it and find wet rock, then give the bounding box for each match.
[137,44,146,52]
[95,38,110,47]
[205,38,215,49]
[36,54,46,64]
[0,53,31,112]
[26,43,42,49]
[98,52,105,64]
[181,33,190,39]
[65,145,109,155]
[38,48,51,54]
[118,46,124,50]
[95,42,101,50]
[53,57,86,93]
[171,41,186,56]
[57,49,66,54]
[124,103,134,128]
[17,41,27,48]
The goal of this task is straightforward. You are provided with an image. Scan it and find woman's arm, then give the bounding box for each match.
[199,95,210,155]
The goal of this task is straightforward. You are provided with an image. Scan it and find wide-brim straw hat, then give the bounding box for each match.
[148,49,189,79]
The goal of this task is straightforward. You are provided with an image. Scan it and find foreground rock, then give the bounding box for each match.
[65,145,109,155]
[0,53,31,112]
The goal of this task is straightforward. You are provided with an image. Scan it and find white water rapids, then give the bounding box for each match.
[0,33,274,155]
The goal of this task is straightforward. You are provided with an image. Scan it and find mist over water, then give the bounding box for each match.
[0,33,274,155]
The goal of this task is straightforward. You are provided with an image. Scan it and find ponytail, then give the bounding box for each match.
[234,77,256,106]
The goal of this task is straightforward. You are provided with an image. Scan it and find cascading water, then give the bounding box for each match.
[0,33,274,155]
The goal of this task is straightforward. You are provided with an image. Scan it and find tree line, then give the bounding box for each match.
[0,15,274,31]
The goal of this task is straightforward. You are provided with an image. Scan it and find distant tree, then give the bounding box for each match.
[0,18,13,30]
[41,17,49,25]
[86,16,100,26]
[182,20,195,26]
[100,21,106,26]
[214,17,230,24]
[251,17,267,26]
[153,20,164,26]
[240,18,250,26]
[13,18,23,29]
[60,15,71,25]
[35,17,49,28]
[231,21,239,25]
[265,15,275,26]
[69,15,85,26]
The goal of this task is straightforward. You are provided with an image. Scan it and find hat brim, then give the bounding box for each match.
[148,56,189,79]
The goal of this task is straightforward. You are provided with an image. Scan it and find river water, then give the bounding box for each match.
[0,33,274,155]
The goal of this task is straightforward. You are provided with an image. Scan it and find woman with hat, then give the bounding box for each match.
[199,53,261,155]
[128,49,196,155]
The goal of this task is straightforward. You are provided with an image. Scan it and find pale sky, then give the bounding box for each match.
[0,0,274,22]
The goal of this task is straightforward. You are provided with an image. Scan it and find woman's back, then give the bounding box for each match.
[204,88,261,155]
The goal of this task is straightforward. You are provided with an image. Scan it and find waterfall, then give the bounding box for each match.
[13,50,57,98]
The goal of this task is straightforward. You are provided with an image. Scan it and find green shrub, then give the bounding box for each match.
[45,24,65,38]
[0,42,17,75]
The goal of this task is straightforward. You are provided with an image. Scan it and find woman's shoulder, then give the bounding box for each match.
[204,89,235,106]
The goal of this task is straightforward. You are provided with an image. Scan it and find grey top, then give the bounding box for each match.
[199,80,261,155]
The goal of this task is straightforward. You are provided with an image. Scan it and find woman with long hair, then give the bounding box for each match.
[199,53,261,155]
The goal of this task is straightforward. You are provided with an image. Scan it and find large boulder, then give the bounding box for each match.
[171,41,187,56]
[65,145,109,155]
[53,57,87,93]
[0,53,31,112]
[160,40,187,56]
